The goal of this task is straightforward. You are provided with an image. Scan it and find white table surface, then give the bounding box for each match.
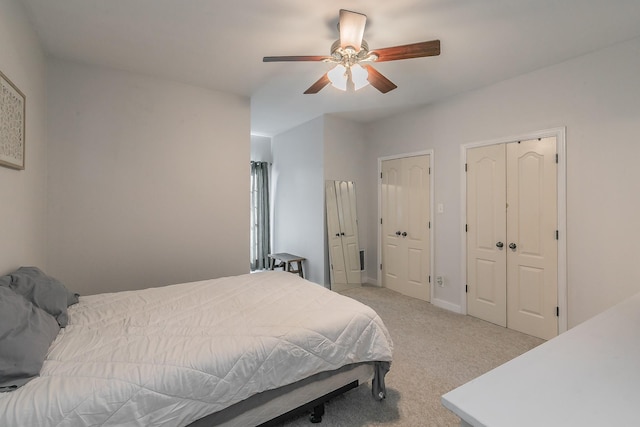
[441,292,640,427]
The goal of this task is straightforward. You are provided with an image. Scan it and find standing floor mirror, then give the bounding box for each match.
[325,180,361,290]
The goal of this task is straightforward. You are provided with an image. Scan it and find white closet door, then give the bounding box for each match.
[381,155,430,302]
[506,137,558,340]
[381,159,403,293]
[466,144,507,327]
[466,138,558,340]
[403,155,431,301]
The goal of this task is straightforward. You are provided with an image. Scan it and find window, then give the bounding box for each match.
[250,161,270,270]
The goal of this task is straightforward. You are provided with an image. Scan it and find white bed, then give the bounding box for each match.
[0,271,393,426]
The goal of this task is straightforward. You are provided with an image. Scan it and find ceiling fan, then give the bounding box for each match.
[263,9,440,94]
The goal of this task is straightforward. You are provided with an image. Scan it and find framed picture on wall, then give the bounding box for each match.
[0,70,26,170]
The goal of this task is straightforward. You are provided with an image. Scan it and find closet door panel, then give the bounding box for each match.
[476,258,501,305]
[506,138,558,340]
[467,144,507,327]
[381,159,404,292]
[408,248,423,284]
[406,164,425,238]
[402,156,430,301]
[516,265,545,316]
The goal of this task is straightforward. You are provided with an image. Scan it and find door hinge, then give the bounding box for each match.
[555,153,559,164]
[556,306,560,317]
[465,163,468,172]
[380,263,383,271]
[465,224,468,232]
[429,275,431,283]
[429,167,431,175]
[555,230,559,240]
[380,172,383,179]
[380,218,383,225]
[428,221,431,229]
[465,284,468,293]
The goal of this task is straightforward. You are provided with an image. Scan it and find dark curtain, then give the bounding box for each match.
[250,161,270,270]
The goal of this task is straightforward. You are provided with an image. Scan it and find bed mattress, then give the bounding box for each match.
[0,271,393,426]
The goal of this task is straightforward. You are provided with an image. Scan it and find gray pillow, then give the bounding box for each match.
[2,267,79,327]
[15,266,79,306]
[0,286,60,392]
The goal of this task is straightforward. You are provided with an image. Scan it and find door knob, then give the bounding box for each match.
[401,232,407,237]
[396,231,401,236]
[496,242,504,248]
[509,243,517,250]
[335,233,340,237]
[341,232,345,236]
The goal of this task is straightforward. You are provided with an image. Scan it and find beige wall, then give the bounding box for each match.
[0,0,48,275]
[365,36,640,327]
[46,60,250,295]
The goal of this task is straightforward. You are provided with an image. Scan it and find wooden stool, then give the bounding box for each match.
[268,253,306,278]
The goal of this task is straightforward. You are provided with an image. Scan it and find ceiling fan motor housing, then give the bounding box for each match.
[330,39,377,66]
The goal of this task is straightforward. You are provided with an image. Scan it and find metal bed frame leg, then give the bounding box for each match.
[309,403,325,423]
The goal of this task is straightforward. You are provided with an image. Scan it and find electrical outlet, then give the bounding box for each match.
[436,276,444,287]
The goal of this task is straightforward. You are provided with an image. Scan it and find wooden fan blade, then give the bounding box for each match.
[263,55,330,62]
[363,65,397,94]
[339,9,366,51]
[304,73,331,94]
[372,40,440,62]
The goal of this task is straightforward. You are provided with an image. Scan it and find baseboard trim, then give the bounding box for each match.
[362,277,379,286]
[432,298,463,314]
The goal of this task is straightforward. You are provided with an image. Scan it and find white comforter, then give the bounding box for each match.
[0,272,393,426]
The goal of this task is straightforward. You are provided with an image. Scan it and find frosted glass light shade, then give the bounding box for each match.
[328,65,348,91]
[350,64,369,90]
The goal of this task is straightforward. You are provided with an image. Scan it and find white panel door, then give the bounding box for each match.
[506,137,558,340]
[466,144,507,327]
[466,138,558,340]
[381,159,403,292]
[382,155,430,302]
[403,156,431,301]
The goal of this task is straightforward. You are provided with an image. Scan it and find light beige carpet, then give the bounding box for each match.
[278,285,544,427]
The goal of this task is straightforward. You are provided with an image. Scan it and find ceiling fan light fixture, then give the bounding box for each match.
[350,64,369,90]
[328,64,348,91]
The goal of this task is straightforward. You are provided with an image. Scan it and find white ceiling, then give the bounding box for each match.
[20,0,640,136]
